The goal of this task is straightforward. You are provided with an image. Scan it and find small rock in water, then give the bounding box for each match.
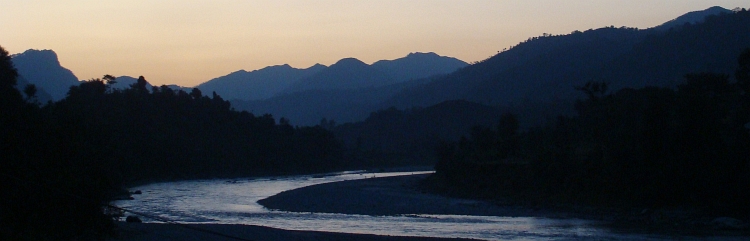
[132,190,142,195]
[126,216,142,223]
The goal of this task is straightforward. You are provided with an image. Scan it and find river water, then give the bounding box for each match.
[112,171,732,240]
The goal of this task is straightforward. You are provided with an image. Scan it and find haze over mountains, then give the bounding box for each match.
[197,63,326,101]
[197,52,467,101]
[234,6,747,126]
[10,6,747,128]
[227,52,468,125]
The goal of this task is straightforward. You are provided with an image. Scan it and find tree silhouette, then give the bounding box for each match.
[103,74,117,86]
[0,45,23,107]
[736,48,750,94]
[190,88,202,100]
[23,84,38,104]
[432,50,750,213]
[132,76,149,93]
[574,81,608,100]
[0,46,18,87]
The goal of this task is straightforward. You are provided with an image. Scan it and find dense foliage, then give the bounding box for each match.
[434,49,750,216]
[334,100,502,167]
[50,77,343,181]
[389,9,750,115]
[0,46,343,240]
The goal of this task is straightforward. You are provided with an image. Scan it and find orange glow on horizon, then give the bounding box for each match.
[1,0,747,86]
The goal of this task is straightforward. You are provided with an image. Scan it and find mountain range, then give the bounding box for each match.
[9,6,746,129]
[197,52,467,101]
[229,52,468,125]
[385,7,747,113]
[234,6,747,126]
[334,6,750,157]
[196,63,326,101]
[11,49,466,105]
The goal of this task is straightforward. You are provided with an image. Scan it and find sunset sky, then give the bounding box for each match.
[1,0,747,86]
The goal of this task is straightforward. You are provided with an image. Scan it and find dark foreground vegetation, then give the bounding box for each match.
[431,49,750,230]
[3,9,750,240]
[0,46,344,240]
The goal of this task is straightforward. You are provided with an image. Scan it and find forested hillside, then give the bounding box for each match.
[430,48,750,219]
[0,50,345,240]
[386,9,750,118]
[334,100,502,167]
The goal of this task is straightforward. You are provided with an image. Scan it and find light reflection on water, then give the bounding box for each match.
[112,171,706,240]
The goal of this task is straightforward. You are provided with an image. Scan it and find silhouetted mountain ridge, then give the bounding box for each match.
[385,7,750,118]
[196,63,325,100]
[386,26,647,109]
[231,52,468,125]
[236,9,750,126]
[371,52,466,82]
[653,6,732,32]
[282,53,467,94]
[198,52,466,102]
[283,57,392,93]
[11,49,79,101]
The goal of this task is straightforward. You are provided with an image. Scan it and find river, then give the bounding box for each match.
[111,171,733,240]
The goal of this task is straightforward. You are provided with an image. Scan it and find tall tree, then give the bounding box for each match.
[0,46,23,108]
[736,48,750,93]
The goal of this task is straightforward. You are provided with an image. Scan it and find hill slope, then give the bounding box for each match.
[232,53,467,125]
[282,52,468,94]
[11,49,79,101]
[196,64,325,101]
[385,7,749,115]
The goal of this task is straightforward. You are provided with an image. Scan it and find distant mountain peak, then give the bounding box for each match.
[257,64,293,71]
[333,57,367,67]
[407,52,439,57]
[196,61,326,101]
[308,63,327,69]
[654,6,731,31]
[11,49,79,101]
[12,49,61,66]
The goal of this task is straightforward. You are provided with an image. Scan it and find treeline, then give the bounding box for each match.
[0,47,343,240]
[334,100,502,168]
[433,49,750,216]
[52,76,343,181]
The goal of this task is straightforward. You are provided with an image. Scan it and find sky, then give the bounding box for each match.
[1,1,747,87]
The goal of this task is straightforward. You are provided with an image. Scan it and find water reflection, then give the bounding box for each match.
[112,171,716,240]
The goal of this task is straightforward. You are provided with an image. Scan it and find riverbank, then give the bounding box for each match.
[259,174,574,217]
[109,222,477,241]
[258,174,750,238]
